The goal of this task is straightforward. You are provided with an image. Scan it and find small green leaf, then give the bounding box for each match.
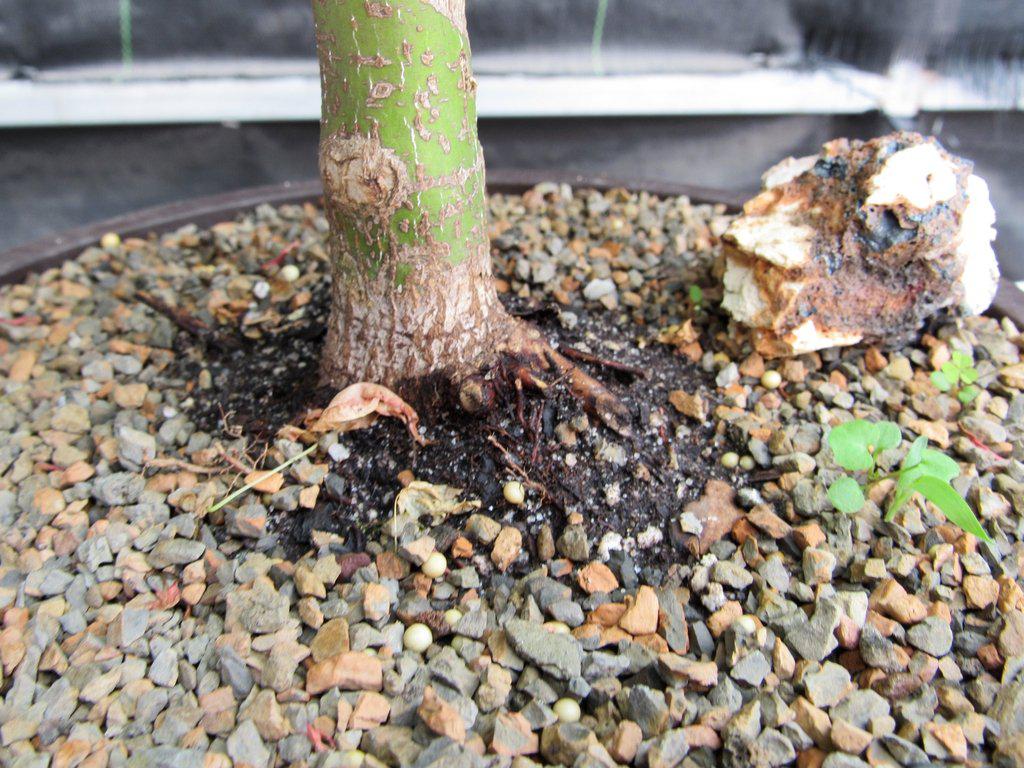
[918,448,959,483]
[828,420,878,472]
[957,385,980,404]
[688,284,703,305]
[911,475,991,542]
[930,371,952,391]
[902,435,928,470]
[874,422,902,452]
[828,476,866,514]
[940,361,961,386]
[951,351,972,369]
[960,367,979,384]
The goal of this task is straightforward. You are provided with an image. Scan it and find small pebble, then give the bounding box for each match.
[100,232,121,249]
[279,264,301,282]
[403,623,433,653]
[503,480,526,505]
[739,455,756,471]
[721,452,740,469]
[421,552,447,579]
[761,370,782,389]
[553,698,582,723]
[444,608,463,626]
[544,621,571,634]
[253,280,270,299]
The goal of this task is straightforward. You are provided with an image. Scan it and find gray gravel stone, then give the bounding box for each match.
[92,472,145,505]
[505,618,582,680]
[907,616,953,657]
[227,582,289,634]
[117,426,157,467]
[227,720,270,768]
[148,538,205,568]
[731,651,770,687]
[803,662,852,708]
[785,598,841,661]
[831,689,890,729]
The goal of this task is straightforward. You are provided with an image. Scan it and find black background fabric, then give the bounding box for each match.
[5,0,1024,78]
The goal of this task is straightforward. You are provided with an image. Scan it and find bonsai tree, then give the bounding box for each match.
[312,0,628,432]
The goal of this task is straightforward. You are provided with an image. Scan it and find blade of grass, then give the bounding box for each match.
[209,443,317,513]
[591,0,609,75]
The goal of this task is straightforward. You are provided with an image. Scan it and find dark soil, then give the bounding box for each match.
[182,284,743,573]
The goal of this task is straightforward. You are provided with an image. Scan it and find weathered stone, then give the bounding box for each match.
[721,132,998,356]
[418,686,465,742]
[802,662,853,708]
[906,616,953,657]
[306,651,383,694]
[619,586,659,635]
[678,480,743,556]
[505,619,582,680]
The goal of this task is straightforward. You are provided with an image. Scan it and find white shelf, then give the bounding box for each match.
[0,61,1015,127]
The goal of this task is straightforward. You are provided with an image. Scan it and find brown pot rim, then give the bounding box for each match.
[3,170,1022,324]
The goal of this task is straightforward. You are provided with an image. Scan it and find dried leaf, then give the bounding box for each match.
[395,480,481,524]
[311,382,426,445]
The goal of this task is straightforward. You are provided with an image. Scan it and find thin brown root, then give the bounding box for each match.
[135,291,240,350]
[457,317,630,435]
[486,434,550,500]
[559,344,645,378]
[544,345,632,436]
[144,458,222,475]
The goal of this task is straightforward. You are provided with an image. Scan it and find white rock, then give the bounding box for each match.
[762,154,818,189]
[721,132,1000,357]
[721,257,769,326]
[956,174,999,315]
[724,202,815,269]
[583,278,616,301]
[864,142,958,210]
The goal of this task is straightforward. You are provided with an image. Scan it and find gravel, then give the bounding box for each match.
[0,184,1021,766]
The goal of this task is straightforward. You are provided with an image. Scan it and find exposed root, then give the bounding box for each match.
[460,321,632,436]
[560,344,646,378]
[486,434,553,503]
[135,291,240,351]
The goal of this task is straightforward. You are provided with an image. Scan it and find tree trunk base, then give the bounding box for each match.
[320,298,631,436]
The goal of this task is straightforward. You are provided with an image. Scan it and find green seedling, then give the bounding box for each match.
[688,284,703,312]
[930,350,980,404]
[827,419,990,541]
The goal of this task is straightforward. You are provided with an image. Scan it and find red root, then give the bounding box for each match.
[459,322,631,436]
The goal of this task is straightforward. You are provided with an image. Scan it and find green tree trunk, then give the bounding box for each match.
[313,0,511,394]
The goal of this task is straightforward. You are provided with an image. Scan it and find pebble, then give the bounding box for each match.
[421,551,447,579]
[553,698,581,723]
[907,616,953,657]
[582,278,616,300]
[503,480,525,505]
[404,622,433,653]
[505,618,582,680]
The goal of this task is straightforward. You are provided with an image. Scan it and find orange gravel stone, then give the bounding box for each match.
[577,562,618,594]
